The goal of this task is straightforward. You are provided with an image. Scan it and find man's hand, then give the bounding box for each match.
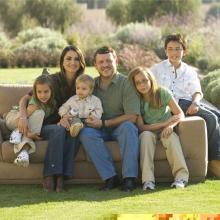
[85,116,102,128]
[186,103,199,115]
[17,117,28,136]
[160,125,173,138]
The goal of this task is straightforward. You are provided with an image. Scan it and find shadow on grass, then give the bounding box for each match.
[0,180,211,208]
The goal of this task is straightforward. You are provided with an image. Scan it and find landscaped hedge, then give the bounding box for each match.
[201,69,220,108]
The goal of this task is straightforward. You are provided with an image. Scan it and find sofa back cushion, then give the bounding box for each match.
[0,84,31,116]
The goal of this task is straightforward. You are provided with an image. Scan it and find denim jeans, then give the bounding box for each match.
[179,99,220,160]
[41,124,79,177]
[79,121,139,180]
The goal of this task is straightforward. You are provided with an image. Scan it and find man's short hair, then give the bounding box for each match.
[93,46,117,63]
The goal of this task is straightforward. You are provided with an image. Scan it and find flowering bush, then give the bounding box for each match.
[118,44,161,73]
[114,22,161,49]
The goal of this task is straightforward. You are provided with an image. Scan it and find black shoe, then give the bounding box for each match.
[100,175,120,191]
[121,177,136,192]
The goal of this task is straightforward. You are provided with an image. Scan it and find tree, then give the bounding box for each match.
[0,0,26,36]
[106,0,129,25]
[0,0,82,35]
[106,0,201,25]
[24,0,82,33]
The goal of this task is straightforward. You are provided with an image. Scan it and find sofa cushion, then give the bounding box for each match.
[1,140,87,163]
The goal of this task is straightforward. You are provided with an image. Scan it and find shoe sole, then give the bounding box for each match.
[70,123,83,137]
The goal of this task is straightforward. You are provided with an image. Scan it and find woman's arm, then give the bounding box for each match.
[18,94,31,135]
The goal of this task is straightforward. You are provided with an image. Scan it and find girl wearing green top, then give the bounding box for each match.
[5,74,55,168]
[129,67,189,190]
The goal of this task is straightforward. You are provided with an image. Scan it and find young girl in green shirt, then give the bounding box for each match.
[129,66,189,190]
[5,74,55,168]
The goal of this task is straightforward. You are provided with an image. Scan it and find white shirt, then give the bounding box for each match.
[151,59,203,102]
[59,94,103,119]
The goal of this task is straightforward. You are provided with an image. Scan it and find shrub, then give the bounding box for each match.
[14,35,67,67]
[118,44,161,73]
[201,69,220,108]
[114,22,161,49]
[206,3,220,20]
[15,27,63,44]
[184,34,205,66]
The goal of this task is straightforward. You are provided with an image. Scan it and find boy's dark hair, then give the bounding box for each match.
[93,46,117,63]
[164,33,187,50]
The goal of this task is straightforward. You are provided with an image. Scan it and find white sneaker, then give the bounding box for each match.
[171,179,187,189]
[143,181,155,190]
[14,150,29,168]
[9,129,22,144]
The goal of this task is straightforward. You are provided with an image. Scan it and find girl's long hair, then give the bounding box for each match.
[128,66,162,108]
[32,74,56,110]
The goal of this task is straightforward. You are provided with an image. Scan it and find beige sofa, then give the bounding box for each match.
[0,84,208,184]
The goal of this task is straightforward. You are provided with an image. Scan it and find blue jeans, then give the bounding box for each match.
[79,121,139,180]
[41,124,79,177]
[179,99,220,160]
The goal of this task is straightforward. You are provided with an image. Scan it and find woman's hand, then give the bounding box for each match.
[17,117,28,136]
[160,125,173,138]
[27,132,42,140]
[58,114,72,130]
[85,116,102,128]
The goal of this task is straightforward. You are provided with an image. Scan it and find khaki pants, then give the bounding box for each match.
[140,131,189,183]
[5,109,45,154]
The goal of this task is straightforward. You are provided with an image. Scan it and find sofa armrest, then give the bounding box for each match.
[177,116,208,178]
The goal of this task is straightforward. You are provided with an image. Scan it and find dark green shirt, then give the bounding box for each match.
[94,73,140,120]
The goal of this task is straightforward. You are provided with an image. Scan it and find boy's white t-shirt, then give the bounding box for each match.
[150,59,203,102]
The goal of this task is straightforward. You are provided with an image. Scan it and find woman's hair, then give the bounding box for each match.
[60,45,86,77]
[76,74,95,94]
[164,33,187,50]
[128,66,162,108]
[33,74,56,110]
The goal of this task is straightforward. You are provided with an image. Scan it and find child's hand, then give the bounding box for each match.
[27,132,42,140]
[186,104,199,115]
[160,125,173,138]
[167,115,181,124]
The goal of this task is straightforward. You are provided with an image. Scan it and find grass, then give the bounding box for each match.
[0,67,98,84]
[0,68,220,219]
[0,180,220,220]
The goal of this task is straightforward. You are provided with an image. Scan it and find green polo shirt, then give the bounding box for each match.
[141,87,172,124]
[94,73,140,120]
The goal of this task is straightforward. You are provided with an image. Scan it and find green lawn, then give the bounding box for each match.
[0,67,98,84]
[0,180,220,220]
[0,68,219,219]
